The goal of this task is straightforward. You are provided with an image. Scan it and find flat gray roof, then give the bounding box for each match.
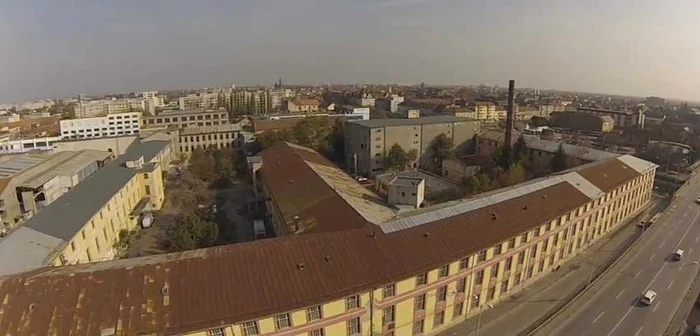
[0,226,64,276]
[22,140,169,242]
[348,115,472,128]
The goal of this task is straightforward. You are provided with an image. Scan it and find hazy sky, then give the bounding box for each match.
[1,0,699,102]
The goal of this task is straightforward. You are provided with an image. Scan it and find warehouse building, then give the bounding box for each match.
[0,141,656,336]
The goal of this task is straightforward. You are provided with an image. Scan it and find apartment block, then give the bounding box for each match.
[550,112,615,132]
[60,112,142,139]
[577,107,646,129]
[228,90,273,115]
[0,139,172,276]
[474,102,498,120]
[74,94,164,118]
[285,98,320,113]
[178,92,220,111]
[345,116,481,176]
[179,124,242,155]
[0,142,657,336]
[143,110,229,129]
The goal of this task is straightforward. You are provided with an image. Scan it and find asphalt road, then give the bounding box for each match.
[539,176,700,336]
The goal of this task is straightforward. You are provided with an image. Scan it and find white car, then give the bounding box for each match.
[640,290,657,305]
[694,324,700,336]
[673,249,684,261]
[696,197,700,204]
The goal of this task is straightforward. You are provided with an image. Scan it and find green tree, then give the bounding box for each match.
[293,117,332,151]
[506,161,526,186]
[474,173,492,192]
[406,149,418,170]
[428,134,454,173]
[251,130,296,153]
[325,119,345,162]
[551,143,568,172]
[511,135,527,164]
[166,211,218,252]
[213,148,235,180]
[385,144,409,172]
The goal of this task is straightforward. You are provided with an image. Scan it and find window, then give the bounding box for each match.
[456,277,466,293]
[471,294,481,308]
[347,317,361,335]
[307,305,322,321]
[478,250,487,262]
[433,311,445,327]
[501,280,508,293]
[346,295,360,310]
[416,273,427,286]
[383,283,395,298]
[143,173,149,179]
[242,321,259,336]
[145,185,151,195]
[81,230,86,240]
[207,328,224,336]
[414,293,426,311]
[70,241,75,251]
[274,313,291,329]
[488,287,496,300]
[453,302,464,318]
[382,305,395,327]
[475,270,484,285]
[439,264,450,278]
[309,329,324,336]
[491,263,499,277]
[437,285,447,302]
[534,227,541,237]
[505,257,513,271]
[508,238,516,248]
[459,257,468,270]
[493,245,502,256]
[412,320,424,335]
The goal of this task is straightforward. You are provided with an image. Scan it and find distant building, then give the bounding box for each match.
[375,94,404,113]
[228,90,273,115]
[442,158,481,183]
[345,116,481,176]
[59,112,142,140]
[74,93,163,118]
[143,110,229,129]
[178,124,241,155]
[351,93,375,107]
[0,136,61,154]
[285,98,320,113]
[645,96,666,107]
[577,107,645,129]
[538,103,566,117]
[178,92,220,111]
[338,106,370,120]
[550,112,615,132]
[443,107,477,119]
[473,102,498,120]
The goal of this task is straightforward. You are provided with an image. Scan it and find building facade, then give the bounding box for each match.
[285,98,320,113]
[550,111,615,132]
[179,124,241,155]
[60,112,142,139]
[474,102,498,120]
[345,116,481,176]
[143,110,230,129]
[0,143,657,336]
[577,107,645,129]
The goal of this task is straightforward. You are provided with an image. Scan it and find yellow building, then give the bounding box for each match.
[0,139,172,276]
[0,143,657,336]
[474,102,498,121]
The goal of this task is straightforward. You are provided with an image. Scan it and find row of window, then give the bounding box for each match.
[145,113,227,124]
[232,173,652,336]
[181,133,234,142]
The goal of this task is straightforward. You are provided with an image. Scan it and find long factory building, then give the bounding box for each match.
[0,142,656,336]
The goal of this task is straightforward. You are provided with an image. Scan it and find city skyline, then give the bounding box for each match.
[2,0,699,102]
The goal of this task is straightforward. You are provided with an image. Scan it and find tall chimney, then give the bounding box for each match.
[505,80,516,149]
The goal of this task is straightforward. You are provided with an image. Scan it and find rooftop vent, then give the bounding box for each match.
[491,213,497,220]
[100,328,116,336]
[541,195,547,199]
[369,231,376,238]
[424,232,431,238]
[28,303,35,311]
[161,283,169,295]
[297,263,305,270]
[522,206,528,210]
[288,180,294,184]
[324,255,333,262]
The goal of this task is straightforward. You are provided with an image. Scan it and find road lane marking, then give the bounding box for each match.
[668,280,674,289]
[592,311,605,324]
[653,301,660,312]
[615,289,625,299]
[606,210,700,336]
[635,327,643,336]
[691,248,694,255]
[696,236,699,243]
[634,270,641,278]
[649,253,656,261]
[660,241,666,248]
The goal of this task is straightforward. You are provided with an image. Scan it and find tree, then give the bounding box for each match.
[506,161,526,186]
[512,135,527,164]
[189,148,217,182]
[166,211,218,252]
[293,117,332,151]
[213,148,235,180]
[252,130,296,153]
[325,119,345,163]
[551,143,568,172]
[385,144,409,172]
[428,134,454,173]
[405,149,418,170]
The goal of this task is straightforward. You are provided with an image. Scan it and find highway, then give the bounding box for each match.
[537,174,700,336]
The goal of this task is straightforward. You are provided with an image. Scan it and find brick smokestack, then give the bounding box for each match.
[504,80,516,150]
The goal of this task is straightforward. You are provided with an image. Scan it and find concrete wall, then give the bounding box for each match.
[54,136,137,156]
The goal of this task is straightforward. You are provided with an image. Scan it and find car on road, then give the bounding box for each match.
[694,324,700,336]
[696,197,700,204]
[638,213,662,229]
[673,249,684,261]
[641,290,657,305]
